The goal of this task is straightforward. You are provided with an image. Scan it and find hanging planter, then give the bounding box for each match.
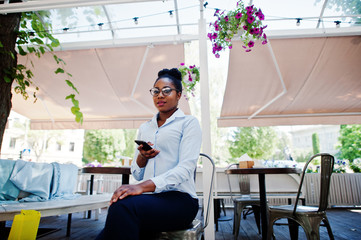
[208,0,268,57]
[178,63,200,100]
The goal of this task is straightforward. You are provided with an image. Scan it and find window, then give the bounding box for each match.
[9,138,16,148]
[56,142,62,151]
[69,142,75,152]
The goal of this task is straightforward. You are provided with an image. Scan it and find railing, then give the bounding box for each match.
[77,170,361,207]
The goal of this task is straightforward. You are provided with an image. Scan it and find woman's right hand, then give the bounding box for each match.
[136,143,159,167]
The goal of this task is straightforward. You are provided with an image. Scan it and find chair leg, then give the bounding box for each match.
[252,205,261,234]
[266,215,276,240]
[234,203,245,240]
[287,218,299,240]
[322,216,335,240]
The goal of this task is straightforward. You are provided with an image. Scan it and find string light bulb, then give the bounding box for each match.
[296,18,302,26]
[29,31,35,39]
[203,2,208,8]
[133,17,139,25]
[97,23,104,30]
[63,27,69,33]
[169,10,173,18]
[334,20,341,28]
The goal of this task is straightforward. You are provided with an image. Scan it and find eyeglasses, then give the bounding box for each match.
[149,87,177,97]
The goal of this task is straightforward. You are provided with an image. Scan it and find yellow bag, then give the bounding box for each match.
[8,210,41,240]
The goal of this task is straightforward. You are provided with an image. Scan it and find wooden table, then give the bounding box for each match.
[225,167,301,240]
[81,167,131,218]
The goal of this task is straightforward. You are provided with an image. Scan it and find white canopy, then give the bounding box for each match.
[218,35,361,127]
[13,44,190,129]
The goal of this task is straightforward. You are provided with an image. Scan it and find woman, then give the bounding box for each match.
[96,68,202,240]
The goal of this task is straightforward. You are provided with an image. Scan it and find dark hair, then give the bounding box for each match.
[155,68,183,93]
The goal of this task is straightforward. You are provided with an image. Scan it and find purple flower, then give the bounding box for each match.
[247,16,255,24]
[180,63,185,66]
[215,24,220,31]
[224,16,229,22]
[214,9,220,16]
[248,40,255,47]
[189,65,195,69]
[262,40,268,45]
[246,49,252,52]
[253,28,260,35]
[249,28,255,35]
[256,9,265,20]
[215,53,220,58]
[212,33,218,39]
[263,33,267,40]
[246,5,254,15]
[246,5,254,12]
[243,25,248,31]
[229,45,233,49]
[235,12,242,19]
[207,33,212,40]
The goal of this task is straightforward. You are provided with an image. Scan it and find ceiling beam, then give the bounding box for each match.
[0,0,161,14]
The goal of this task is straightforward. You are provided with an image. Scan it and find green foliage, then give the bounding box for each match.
[337,125,361,161]
[315,0,361,25]
[1,11,82,123]
[228,127,278,160]
[312,133,320,155]
[350,159,361,173]
[83,129,137,165]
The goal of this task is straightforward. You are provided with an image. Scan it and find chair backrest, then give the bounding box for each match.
[199,153,215,230]
[293,153,335,213]
[226,163,252,200]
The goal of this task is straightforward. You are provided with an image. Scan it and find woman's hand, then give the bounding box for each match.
[136,142,160,168]
[138,142,159,159]
[109,180,156,205]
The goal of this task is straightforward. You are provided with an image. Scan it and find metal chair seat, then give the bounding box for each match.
[158,219,202,240]
[157,153,215,240]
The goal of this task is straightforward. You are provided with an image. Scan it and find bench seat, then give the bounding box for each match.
[0,194,111,236]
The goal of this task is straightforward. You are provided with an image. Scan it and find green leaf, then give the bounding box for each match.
[75,112,83,123]
[71,106,80,114]
[18,46,27,56]
[39,46,45,54]
[65,80,79,94]
[4,76,12,83]
[65,94,75,100]
[55,68,65,74]
[0,42,3,48]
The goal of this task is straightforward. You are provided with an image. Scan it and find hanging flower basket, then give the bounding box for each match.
[208,0,268,57]
[178,63,200,100]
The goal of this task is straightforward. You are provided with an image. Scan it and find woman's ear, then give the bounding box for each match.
[177,91,182,100]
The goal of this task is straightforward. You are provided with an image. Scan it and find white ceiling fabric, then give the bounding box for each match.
[218,35,361,127]
[13,44,190,129]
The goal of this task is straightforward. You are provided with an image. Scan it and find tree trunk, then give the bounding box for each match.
[0,11,21,153]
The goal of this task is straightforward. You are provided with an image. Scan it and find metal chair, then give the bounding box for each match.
[158,153,215,240]
[226,163,261,239]
[267,153,335,240]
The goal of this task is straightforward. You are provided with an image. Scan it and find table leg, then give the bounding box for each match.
[122,174,130,185]
[87,174,95,218]
[258,173,268,240]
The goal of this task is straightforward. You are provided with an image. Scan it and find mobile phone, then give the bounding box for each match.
[134,140,153,151]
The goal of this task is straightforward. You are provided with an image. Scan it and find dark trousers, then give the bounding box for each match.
[95,191,199,240]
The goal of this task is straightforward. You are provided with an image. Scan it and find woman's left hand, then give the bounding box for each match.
[109,180,156,205]
[109,184,143,205]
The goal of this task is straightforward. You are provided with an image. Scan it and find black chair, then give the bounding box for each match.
[226,163,261,239]
[158,153,215,240]
[267,153,335,240]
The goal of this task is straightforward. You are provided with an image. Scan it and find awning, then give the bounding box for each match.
[13,43,190,129]
[218,35,361,127]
